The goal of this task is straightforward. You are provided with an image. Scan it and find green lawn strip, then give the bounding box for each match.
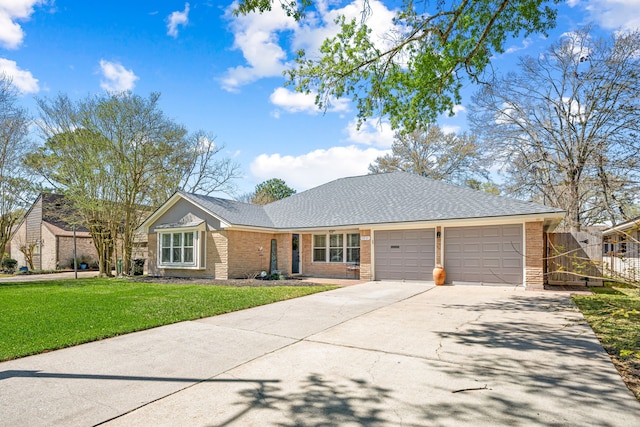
[572,284,640,400]
[572,285,640,360]
[0,278,335,361]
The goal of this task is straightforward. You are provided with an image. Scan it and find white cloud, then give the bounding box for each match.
[292,0,398,55]
[440,125,460,134]
[579,0,640,32]
[504,38,533,55]
[0,58,39,93]
[220,5,297,91]
[344,118,394,147]
[0,0,44,49]
[269,87,349,114]
[99,60,139,92]
[167,3,190,38]
[560,31,592,61]
[221,0,398,92]
[452,105,466,115]
[250,145,389,190]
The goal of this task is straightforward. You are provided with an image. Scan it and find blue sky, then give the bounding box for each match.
[1,0,639,196]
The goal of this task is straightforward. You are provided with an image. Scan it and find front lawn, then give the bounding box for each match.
[0,278,335,361]
[573,283,640,400]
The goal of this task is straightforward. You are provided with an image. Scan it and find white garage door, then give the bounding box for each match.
[444,225,523,285]
[375,229,435,280]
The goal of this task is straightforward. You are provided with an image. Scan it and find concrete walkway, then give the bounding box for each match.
[0,270,98,282]
[1,282,638,426]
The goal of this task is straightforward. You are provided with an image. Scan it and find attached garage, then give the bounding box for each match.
[444,224,523,285]
[141,172,564,288]
[374,229,435,280]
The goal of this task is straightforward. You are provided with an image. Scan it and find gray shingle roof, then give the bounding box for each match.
[181,172,564,230]
[180,192,276,228]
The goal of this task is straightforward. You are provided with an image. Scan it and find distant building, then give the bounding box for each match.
[602,216,640,283]
[10,193,97,270]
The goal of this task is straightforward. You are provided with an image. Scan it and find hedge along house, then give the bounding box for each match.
[138,172,565,289]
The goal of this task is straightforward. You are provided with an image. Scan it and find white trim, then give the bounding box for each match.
[223,224,281,233]
[602,218,640,236]
[522,223,528,288]
[439,226,444,268]
[157,228,204,270]
[213,214,563,235]
[370,230,376,280]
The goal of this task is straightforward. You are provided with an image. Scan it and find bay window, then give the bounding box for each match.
[159,229,200,268]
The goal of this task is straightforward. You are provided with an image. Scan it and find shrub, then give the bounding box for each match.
[2,258,18,274]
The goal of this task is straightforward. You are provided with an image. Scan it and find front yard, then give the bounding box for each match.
[573,283,640,400]
[0,278,335,361]
[3,276,639,403]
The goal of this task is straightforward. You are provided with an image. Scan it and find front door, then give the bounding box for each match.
[292,234,300,274]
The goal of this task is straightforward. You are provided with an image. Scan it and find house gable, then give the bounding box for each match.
[146,198,226,232]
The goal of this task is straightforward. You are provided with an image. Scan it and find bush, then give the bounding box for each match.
[133,258,145,275]
[2,258,18,274]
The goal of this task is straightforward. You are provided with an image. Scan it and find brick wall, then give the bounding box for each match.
[10,222,27,268]
[525,221,544,289]
[359,229,371,280]
[56,235,97,269]
[227,230,275,278]
[275,232,292,276]
[148,233,158,275]
[210,231,228,279]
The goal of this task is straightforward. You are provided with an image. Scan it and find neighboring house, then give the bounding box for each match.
[139,172,565,289]
[10,194,98,270]
[602,216,640,283]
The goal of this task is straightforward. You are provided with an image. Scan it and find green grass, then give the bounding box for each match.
[0,278,335,361]
[573,283,640,360]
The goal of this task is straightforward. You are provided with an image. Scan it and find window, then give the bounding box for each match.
[313,235,326,262]
[346,233,360,263]
[313,232,360,263]
[159,230,199,267]
[330,234,343,261]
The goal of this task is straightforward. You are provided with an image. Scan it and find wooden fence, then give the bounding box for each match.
[546,228,604,286]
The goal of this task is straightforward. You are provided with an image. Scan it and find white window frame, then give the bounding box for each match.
[157,227,204,269]
[312,232,360,263]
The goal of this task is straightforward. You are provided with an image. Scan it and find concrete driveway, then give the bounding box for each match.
[1,282,638,426]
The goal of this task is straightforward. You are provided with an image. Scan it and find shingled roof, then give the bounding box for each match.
[179,192,276,228]
[175,172,564,230]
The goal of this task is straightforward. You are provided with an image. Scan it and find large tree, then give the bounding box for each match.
[0,75,35,256]
[251,178,296,205]
[368,124,489,187]
[470,29,640,231]
[235,0,560,130]
[27,92,241,275]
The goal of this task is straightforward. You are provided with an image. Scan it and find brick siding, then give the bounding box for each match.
[359,229,371,280]
[227,230,275,278]
[525,221,545,289]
